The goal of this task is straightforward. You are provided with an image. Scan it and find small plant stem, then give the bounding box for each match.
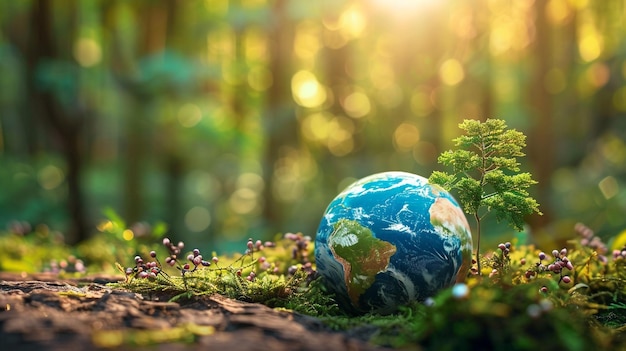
[475,213,482,275]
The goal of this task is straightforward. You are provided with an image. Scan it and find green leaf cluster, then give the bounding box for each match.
[429,119,542,231]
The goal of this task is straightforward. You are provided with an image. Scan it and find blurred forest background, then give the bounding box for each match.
[1,0,625,253]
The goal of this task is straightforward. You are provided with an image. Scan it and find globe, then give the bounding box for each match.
[314,171,473,314]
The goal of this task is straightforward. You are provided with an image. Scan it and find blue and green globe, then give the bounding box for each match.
[315,171,473,314]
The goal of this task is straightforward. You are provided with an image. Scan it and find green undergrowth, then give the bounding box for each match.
[109,233,341,316]
[3,221,626,350]
[105,228,626,350]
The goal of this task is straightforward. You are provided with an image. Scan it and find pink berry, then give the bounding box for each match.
[562,276,572,284]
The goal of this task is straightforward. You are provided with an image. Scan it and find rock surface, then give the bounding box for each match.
[0,273,389,351]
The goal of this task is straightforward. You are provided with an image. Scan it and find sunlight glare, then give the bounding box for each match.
[370,0,436,14]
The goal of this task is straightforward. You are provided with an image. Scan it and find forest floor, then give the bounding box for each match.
[0,273,389,351]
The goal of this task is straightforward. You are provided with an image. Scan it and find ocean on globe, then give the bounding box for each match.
[314,171,473,314]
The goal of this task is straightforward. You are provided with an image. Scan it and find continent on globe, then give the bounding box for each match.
[328,219,397,306]
[429,197,473,282]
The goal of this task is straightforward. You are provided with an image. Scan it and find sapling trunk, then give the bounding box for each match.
[475,213,481,275]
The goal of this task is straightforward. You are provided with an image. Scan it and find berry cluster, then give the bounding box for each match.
[525,248,573,289]
[162,237,184,268]
[613,247,626,260]
[125,251,166,280]
[575,222,608,263]
[284,232,317,281]
[45,256,86,274]
[124,237,216,281]
[489,242,512,278]
[284,232,311,263]
[246,237,275,255]
[183,247,212,274]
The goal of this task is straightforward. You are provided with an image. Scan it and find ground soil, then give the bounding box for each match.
[0,273,391,351]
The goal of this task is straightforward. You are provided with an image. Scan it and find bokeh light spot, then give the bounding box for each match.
[339,5,366,40]
[546,0,571,25]
[439,59,464,86]
[185,206,212,232]
[585,63,609,88]
[122,229,134,241]
[301,112,333,141]
[598,176,618,200]
[294,21,321,60]
[579,31,602,62]
[343,92,371,118]
[74,38,102,67]
[229,188,258,214]
[410,88,434,117]
[177,104,202,128]
[248,66,273,91]
[38,165,64,190]
[292,70,327,108]
[393,123,421,152]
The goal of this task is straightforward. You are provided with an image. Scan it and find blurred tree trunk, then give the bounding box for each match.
[116,1,172,225]
[262,0,296,233]
[527,1,554,230]
[25,0,89,244]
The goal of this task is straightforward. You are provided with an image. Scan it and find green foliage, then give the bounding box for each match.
[430,119,542,273]
[430,119,542,229]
